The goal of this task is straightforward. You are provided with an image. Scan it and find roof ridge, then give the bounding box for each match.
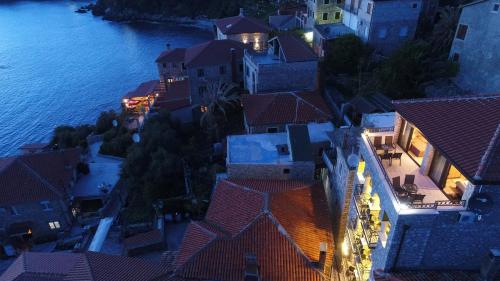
[16,158,64,199]
[291,92,331,119]
[475,124,500,181]
[191,221,219,239]
[393,94,500,104]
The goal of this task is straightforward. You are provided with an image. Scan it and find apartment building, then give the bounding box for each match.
[306,0,344,28]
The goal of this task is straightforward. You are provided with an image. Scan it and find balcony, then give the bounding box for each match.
[353,185,380,248]
[362,134,466,210]
[345,226,372,281]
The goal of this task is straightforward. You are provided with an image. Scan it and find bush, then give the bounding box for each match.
[324,34,371,75]
[95,110,118,134]
[51,125,93,150]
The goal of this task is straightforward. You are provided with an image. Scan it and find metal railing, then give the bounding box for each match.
[365,136,466,210]
[364,127,395,133]
[353,192,380,248]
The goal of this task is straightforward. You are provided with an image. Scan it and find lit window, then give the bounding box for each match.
[200,106,208,113]
[40,201,53,211]
[48,221,61,230]
[456,24,468,40]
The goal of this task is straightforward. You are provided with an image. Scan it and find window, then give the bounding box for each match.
[452,52,460,62]
[48,221,61,230]
[162,63,167,68]
[40,201,53,211]
[412,2,418,8]
[197,68,204,77]
[283,168,290,174]
[324,0,330,4]
[198,86,207,96]
[182,63,186,70]
[493,3,500,12]
[367,2,372,14]
[267,127,278,133]
[10,206,19,216]
[456,24,468,40]
[200,105,208,113]
[335,11,341,19]
[399,26,409,37]
[378,27,387,38]
[239,63,243,72]
[219,65,226,75]
[323,13,328,20]
[172,63,177,68]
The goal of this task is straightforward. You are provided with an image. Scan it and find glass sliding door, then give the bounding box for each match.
[429,150,450,188]
[398,119,412,150]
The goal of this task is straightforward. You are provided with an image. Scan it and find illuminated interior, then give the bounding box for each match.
[443,164,468,199]
[406,129,428,165]
[122,95,155,114]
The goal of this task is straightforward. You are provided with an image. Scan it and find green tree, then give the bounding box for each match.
[429,6,461,56]
[324,34,371,75]
[95,110,119,134]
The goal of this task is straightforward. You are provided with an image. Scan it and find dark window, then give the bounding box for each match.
[182,63,186,70]
[367,2,372,14]
[267,127,278,133]
[456,24,468,40]
[283,168,290,174]
[162,63,167,68]
[219,65,226,75]
[172,63,177,68]
[452,53,460,62]
[198,86,207,96]
[324,0,330,4]
[412,2,418,8]
[239,63,243,72]
[335,11,341,19]
[323,13,328,20]
[337,0,342,4]
[197,68,204,77]
[318,148,324,156]
[494,3,500,11]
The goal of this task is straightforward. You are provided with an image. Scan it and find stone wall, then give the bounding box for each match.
[449,0,500,93]
[227,161,315,181]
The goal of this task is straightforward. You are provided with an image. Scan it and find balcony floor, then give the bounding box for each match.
[380,147,449,204]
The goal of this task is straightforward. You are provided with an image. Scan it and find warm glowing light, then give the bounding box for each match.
[342,241,349,256]
[27,228,32,235]
[122,98,129,103]
[304,31,313,43]
[254,42,260,50]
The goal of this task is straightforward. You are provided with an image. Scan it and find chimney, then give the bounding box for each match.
[318,242,327,272]
[230,48,238,83]
[480,249,500,281]
[239,8,245,16]
[244,253,260,281]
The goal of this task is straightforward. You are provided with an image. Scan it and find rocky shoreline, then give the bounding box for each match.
[87,4,214,30]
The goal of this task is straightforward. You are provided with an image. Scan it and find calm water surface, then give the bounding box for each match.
[0,1,211,156]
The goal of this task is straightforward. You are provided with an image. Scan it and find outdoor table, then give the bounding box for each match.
[403,183,418,194]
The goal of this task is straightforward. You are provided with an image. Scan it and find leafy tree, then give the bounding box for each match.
[95,110,119,134]
[200,81,241,141]
[324,34,371,75]
[429,6,461,56]
[51,125,94,150]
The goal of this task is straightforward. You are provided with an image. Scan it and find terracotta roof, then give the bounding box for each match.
[0,149,81,205]
[273,34,317,62]
[171,179,334,281]
[393,95,500,184]
[156,48,187,64]
[124,80,160,99]
[374,270,481,281]
[184,40,246,67]
[0,252,167,281]
[124,229,163,250]
[215,15,271,35]
[243,91,332,127]
[155,80,191,111]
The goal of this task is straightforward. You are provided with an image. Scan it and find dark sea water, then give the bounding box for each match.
[0,1,212,156]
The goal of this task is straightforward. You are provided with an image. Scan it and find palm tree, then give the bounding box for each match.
[430,6,461,56]
[200,80,241,141]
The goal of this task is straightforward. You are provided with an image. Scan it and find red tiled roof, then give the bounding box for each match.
[124,80,160,99]
[184,40,246,67]
[124,229,163,250]
[155,80,191,112]
[0,251,167,281]
[393,95,500,183]
[215,15,272,35]
[156,48,187,64]
[0,149,81,205]
[273,34,318,62]
[172,179,334,281]
[242,91,332,127]
[174,222,217,268]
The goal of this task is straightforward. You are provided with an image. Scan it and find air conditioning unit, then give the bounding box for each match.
[458,211,476,223]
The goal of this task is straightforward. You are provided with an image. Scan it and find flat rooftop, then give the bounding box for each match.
[314,23,354,40]
[228,122,333,164]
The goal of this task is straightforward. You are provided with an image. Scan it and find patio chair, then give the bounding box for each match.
[380,153,392,165]
[392,176,408,197]
[385,135,396,149]
[404,174,416,185]
[373,136,383,151]
[410,194,426,204]
[391,153,403,166]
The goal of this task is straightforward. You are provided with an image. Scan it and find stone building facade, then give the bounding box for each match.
[449,0,500,94]
[306,0,344,28]
[227,161,316,181]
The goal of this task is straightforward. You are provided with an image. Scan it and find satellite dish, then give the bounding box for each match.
[468,193,493,214]
[132,133,141,143]
[112,120,118,127]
